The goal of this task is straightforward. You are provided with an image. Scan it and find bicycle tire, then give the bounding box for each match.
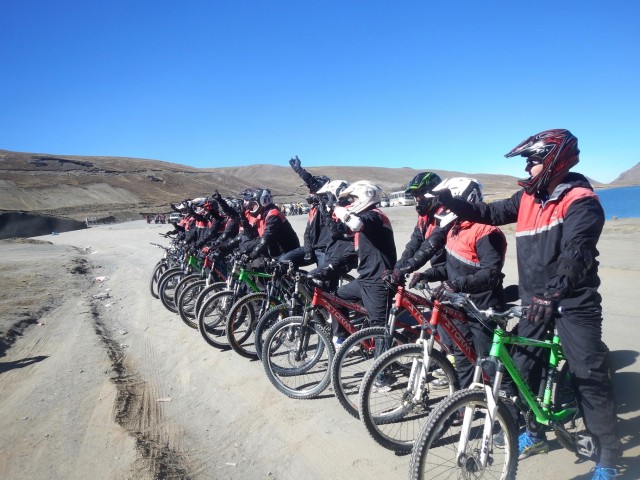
[254,304,290,359]
[409,388,519,480]
[197,289,237,349]
[158,268,184,313]
[193,281,227,319]
[177,279,207,329]
[149,261,168,299]
[358,343,458,453]
[173,272,201,308]
[227,292,277,359]
[331,326,386,418]
[261,316,334,399]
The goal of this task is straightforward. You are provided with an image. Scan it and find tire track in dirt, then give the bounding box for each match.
[90,300,193,479]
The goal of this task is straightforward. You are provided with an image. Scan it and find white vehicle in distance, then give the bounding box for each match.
[168,212,183,223]
[389,190,415,207]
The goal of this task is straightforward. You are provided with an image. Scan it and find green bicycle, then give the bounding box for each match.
[409,292,591,480]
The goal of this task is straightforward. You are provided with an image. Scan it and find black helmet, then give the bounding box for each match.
[405,172,442,216]
[505,129,579,197]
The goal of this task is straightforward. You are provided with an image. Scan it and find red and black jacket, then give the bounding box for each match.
[424,221,506,309]
[444,172,604,310]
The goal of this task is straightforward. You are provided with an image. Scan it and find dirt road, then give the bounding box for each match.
[0,212,638,479]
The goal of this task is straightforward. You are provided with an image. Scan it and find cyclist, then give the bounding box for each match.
[411,177,507,392]
[433,129,621,479]
[244,188,301,261]
[389,171,446,284]
[312,180,396,346]
[280,156,333,268]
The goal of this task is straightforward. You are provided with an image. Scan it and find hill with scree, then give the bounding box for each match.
[1,148,635,237]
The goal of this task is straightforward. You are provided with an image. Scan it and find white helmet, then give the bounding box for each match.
[433,177,483,227]
[316,180,349,198]
[338,180,382,214]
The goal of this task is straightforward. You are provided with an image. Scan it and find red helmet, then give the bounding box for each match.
[505,129,579,195]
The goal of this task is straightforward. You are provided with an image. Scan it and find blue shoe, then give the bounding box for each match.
[591,467,621,479]
[518,432,549,459]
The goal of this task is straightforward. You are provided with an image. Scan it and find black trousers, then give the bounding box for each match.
[333,278,391,338]
[511,306,620,465]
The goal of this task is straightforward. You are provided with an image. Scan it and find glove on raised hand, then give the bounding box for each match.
[289,156,303,173]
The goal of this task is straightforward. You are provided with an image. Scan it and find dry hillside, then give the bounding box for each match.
[1,149,521,221]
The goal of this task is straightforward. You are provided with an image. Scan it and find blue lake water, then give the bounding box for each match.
[596,185,640,219]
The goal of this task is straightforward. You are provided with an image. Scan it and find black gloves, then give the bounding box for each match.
[526,296,557,326]
[408,272,425,289]
[311,264,337,281]
[211,190,223,202]
[389,265,412,285]
[434,280,459,302]
[433,188,453,207]
[303,251,314,263]
[289,156,303,174]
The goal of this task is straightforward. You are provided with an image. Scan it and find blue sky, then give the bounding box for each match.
[1,1,638,183]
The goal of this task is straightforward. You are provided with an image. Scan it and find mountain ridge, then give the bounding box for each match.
[1,148,635,222]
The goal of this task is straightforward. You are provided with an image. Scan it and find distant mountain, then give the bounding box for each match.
[1,148,629,222]
[612,163,640,186]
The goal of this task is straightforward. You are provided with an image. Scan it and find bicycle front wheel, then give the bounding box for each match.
[197,290,236,349]
[331,326,385,418]
[358,343,458,453]
[409,388,519,480]
[226,292,276,359]
[261,316,334,399]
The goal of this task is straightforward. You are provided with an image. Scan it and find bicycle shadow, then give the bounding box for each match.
[0,355,48,374]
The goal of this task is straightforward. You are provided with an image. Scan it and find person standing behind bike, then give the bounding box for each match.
[410,177,507,392]
[312,180,396,346]
[433,129,620,479]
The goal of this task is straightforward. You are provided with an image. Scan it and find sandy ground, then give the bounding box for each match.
[0,209,638,480]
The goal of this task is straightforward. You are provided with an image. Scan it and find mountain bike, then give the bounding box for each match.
[331,280,427,418]
[409,292,590,480]
[157,248,204,313]
[225,260,298,359]
[357,284,499,453]
[196,255,273,349]
[176,248,228,329]
[260,271,370,400]
[252,270,356,360]
[149,235,181,299]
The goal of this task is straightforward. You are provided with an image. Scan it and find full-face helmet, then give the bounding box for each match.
[338,180,382,214]
[404,172,442,216]
[244,188,273,216]
[505,129,579,196]
[433,177,482,227]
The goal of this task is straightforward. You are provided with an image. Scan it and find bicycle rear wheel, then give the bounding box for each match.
[409,388,519,480]
[261,316,334,399]
[358,343,458,453]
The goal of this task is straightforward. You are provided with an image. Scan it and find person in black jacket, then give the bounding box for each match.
[313,180,396,346]
[433,129,620,478]
[412,177,507,392]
